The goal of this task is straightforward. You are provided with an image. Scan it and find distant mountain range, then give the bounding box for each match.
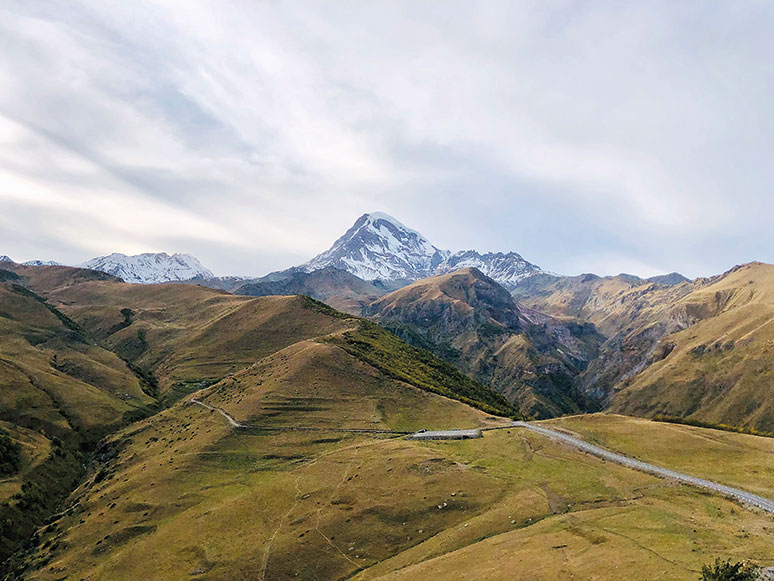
[5,211,685,288]
[5,223,773,431]
[78,252,213,284]
[298,212,544,290]
[0,256,62,266]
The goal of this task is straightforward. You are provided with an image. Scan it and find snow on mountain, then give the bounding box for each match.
[79,252,214,284]
[22,260,63,266]
[0,255,14,263]
[436,251,543,290]
[300,212,450,281]
[298,212,544,289]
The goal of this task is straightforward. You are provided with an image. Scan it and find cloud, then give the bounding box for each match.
[0,1,771,277]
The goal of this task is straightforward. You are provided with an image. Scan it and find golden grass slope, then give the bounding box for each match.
[0,282,153,439]
[512,273,691,337]
[545,413,774,499]
[611,262,774,431]
[20,346,774,580]
[44,281,356,395]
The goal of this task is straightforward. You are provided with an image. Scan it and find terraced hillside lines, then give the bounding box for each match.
[611,262,774,431]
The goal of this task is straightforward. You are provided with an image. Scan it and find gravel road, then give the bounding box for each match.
[513,421,774,515]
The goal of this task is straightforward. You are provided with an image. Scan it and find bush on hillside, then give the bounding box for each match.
[700,558,760,580]
[0,429,22,476]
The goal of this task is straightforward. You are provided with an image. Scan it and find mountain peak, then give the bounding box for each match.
[0,255,14,263]
[298,212,544,288]
[80,252,214,284]
[300,212,448,281]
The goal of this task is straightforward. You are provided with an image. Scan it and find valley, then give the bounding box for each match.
[2,216,773,580]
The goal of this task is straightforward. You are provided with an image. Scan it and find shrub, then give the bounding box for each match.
[700,558,760,580]
[0,429,22,476]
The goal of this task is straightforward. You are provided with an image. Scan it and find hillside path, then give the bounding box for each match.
[189,398,411,435]
[513,421,774,516]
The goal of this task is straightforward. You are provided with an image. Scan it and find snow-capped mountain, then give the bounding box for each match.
[300,212,450,281]
[436,250,543,290]
[80,252,214,284]
[22,260,63,266]
[0,255,14,263]
[298,212,544,289]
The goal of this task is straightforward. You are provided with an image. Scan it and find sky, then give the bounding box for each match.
[0,1,772,279]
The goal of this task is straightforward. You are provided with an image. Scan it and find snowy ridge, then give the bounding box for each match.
[22,260,63,266]
[298,212,544,289]
[0,255,14,263]
[437,251,543,290]
[79,252,214,284]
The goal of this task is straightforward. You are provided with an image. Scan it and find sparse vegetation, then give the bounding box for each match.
[322,319,518,417]
[700,558,759,580]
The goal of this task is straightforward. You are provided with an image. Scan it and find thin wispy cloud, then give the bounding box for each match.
[0,1,772,277]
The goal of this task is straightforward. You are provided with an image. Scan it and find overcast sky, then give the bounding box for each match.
[1,1,772,278]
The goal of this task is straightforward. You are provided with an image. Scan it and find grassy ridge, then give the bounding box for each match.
[653,415,774,438]
[320,319,518,417]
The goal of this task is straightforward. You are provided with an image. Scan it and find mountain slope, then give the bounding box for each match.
[235,266,388,314]
[0,270,155,563]
[80,252,213,284]
[512,272,697,402]
[610,262,774,431]
[4,265,774,580]
[18,385,774,579]
[366,268,603,418]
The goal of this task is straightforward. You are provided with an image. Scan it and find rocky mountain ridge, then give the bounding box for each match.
[366,267,603,418]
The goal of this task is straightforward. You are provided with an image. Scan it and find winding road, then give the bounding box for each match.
[513,421,774,516]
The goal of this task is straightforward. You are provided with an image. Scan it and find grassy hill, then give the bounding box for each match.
[236,266,388,315]
[0,273,156,564]
[16,384,774,579]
